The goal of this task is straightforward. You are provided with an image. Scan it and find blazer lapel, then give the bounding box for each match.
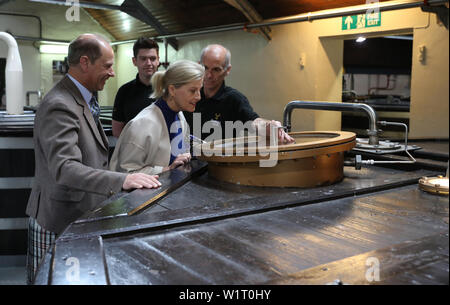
[98,121,110,150]
[62,76,108,152]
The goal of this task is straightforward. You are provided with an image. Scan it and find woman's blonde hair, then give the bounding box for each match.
[150,60,205,99]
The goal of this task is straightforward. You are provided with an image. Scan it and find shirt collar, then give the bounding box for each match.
[201,82,226,101]
[67,74,93,105]
[135,73,152,88]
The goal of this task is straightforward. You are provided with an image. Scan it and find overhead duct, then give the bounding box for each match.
[0,32,24,115]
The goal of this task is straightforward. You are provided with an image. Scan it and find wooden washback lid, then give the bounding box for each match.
[197,131,356,187]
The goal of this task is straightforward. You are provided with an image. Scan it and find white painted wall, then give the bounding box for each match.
[409,12,449,139]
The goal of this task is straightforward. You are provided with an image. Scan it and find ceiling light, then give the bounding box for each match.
[39,44,69,54]
[123,20,131,32]
[356,37,366,43]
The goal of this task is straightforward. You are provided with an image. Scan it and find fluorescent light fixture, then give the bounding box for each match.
[383,35,413,41]
[356,36,366,43]
[123,20,131,32]
[39,44,69,54]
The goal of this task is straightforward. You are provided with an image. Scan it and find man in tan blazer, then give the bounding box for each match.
[26,33,161,283]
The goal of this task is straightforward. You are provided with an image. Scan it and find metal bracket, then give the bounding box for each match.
[421,4,449,29]
[223,0,272,41]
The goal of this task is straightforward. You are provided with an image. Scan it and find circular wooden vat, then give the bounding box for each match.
[198,131,356,187]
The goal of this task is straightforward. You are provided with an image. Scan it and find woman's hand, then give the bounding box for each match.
[164,153,191,172]
[254,118,295,144]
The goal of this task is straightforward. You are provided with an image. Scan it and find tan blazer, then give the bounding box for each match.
[26,75,127,235]
[109,103,189,175]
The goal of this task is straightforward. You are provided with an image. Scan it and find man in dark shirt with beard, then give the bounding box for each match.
[112,37,160,137]
[184,44,293,144]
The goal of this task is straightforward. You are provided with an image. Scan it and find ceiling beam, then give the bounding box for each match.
[223,0,271,41]
[28,0,179,50]
[120,0,178,50]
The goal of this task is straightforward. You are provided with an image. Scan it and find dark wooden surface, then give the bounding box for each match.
[264,232,449,285]
[61,161,437,239]
[35,158,449,285]
[98,185,448,285]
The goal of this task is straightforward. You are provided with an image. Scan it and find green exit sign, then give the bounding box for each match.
[342,12,381,30]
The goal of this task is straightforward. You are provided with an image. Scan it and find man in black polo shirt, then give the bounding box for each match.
[184,44,293,143]
[112,37,160,137]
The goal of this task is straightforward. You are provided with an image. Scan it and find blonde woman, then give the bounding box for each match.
[110,60,204,174]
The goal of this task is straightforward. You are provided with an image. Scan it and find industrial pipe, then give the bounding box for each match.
[283,101,379,145]
[0,12,42,39]
[0,32,24,115]
[26,90,42,106]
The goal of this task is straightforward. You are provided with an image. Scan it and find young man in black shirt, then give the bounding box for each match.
[112,37,160,137]
[184,44,293,144]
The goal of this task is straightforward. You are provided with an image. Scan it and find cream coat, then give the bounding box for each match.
[110,103,190,175]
